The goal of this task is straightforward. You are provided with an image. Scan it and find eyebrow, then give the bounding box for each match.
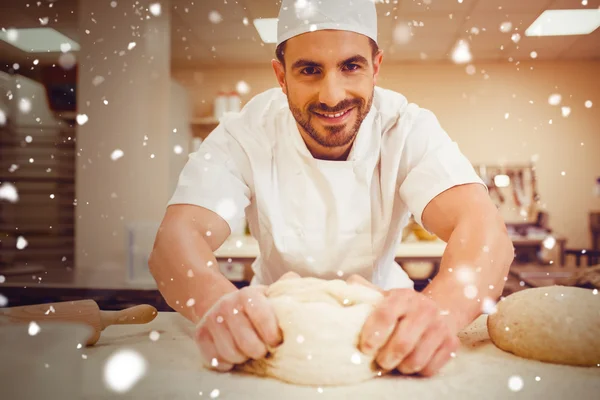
[291,54,370,71]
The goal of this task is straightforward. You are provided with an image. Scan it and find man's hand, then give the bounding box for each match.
[347,274,460,377]
[194,271,301,371]
[195,285,282,371]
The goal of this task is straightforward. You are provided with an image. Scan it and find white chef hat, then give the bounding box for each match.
[276,0,378,47]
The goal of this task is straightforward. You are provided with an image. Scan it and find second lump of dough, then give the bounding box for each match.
[238,277,385,386]
[488,285,600,366]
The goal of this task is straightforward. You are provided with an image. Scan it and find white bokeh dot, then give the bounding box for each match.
[28,321,41,336]
[548,94,561,106]
[481,297,497,315]
[208,11,223,24]
[111,149,124,161]
[6,29,18,42]
[236,80,250,95]
[19,98,32,114]
[149,3,161,16]
[17,236,29,250]
[508,375,524,392]
[464,285,478,299]
[456,267,475,284]
[103,349,147,393]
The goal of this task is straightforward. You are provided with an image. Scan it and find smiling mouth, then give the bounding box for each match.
[312,107,354,122]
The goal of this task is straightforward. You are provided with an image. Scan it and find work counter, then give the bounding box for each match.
[0,233,566,310]
[6,312,595,399]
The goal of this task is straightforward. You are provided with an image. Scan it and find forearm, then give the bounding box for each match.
[424,214,514,333]
[149,222,238,323]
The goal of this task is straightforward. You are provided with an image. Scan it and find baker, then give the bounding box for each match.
[149,0,514,378]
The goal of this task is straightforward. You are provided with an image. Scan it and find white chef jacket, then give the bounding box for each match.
[168,87,485,290]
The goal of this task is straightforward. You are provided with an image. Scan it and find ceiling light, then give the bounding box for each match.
[525,9,600,37]
[253,18,278,44]
[0,28,80,53]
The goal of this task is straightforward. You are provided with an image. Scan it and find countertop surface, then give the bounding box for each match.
[0,234,565,291]
[70,312,600,399]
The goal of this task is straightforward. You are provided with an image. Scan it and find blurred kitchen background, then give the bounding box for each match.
[1,0,599,309]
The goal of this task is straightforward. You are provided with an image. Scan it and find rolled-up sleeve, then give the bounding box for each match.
[398,108,486,229]
[168,125,251,234]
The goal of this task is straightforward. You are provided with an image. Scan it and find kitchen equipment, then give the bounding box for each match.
[478,165,505,205]
[0,300,157,346]
[475,163,542,224]
[213,91,228,120]
[227,91,242,113]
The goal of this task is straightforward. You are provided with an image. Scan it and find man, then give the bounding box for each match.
[149,0,514,378]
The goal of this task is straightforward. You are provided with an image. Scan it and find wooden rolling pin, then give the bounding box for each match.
[0,300,157,346]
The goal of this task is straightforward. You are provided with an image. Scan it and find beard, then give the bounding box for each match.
[287,86,374,149]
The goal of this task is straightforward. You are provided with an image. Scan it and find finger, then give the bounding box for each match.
[208,313,247,364]
[346,274,384,293]
[225,312,268,360]
[195,326,234,372]
[242,288,283,348]
[359,289,414,355]
[375,305,436,370]
[397,323,447,375]
[419,336,460,377]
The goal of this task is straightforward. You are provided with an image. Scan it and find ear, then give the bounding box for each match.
[271,59,287,95]
[372,49,384,85]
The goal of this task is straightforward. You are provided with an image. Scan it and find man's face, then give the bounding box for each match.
[273,30,382,155]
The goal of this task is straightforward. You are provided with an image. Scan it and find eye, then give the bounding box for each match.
[344,63,361,71]
[301,67,320,75]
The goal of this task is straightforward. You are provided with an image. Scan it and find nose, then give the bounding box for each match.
[318,72,346,110]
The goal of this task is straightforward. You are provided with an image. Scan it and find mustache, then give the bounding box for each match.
[309,98,362,113]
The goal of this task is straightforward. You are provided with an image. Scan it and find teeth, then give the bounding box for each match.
[318,109,350,118]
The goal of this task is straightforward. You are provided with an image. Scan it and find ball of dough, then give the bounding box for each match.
[237,277,385,386]
[487,285,600,366]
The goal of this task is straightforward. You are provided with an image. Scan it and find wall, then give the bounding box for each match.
[173,60,600,249]
[76,0,174,274]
